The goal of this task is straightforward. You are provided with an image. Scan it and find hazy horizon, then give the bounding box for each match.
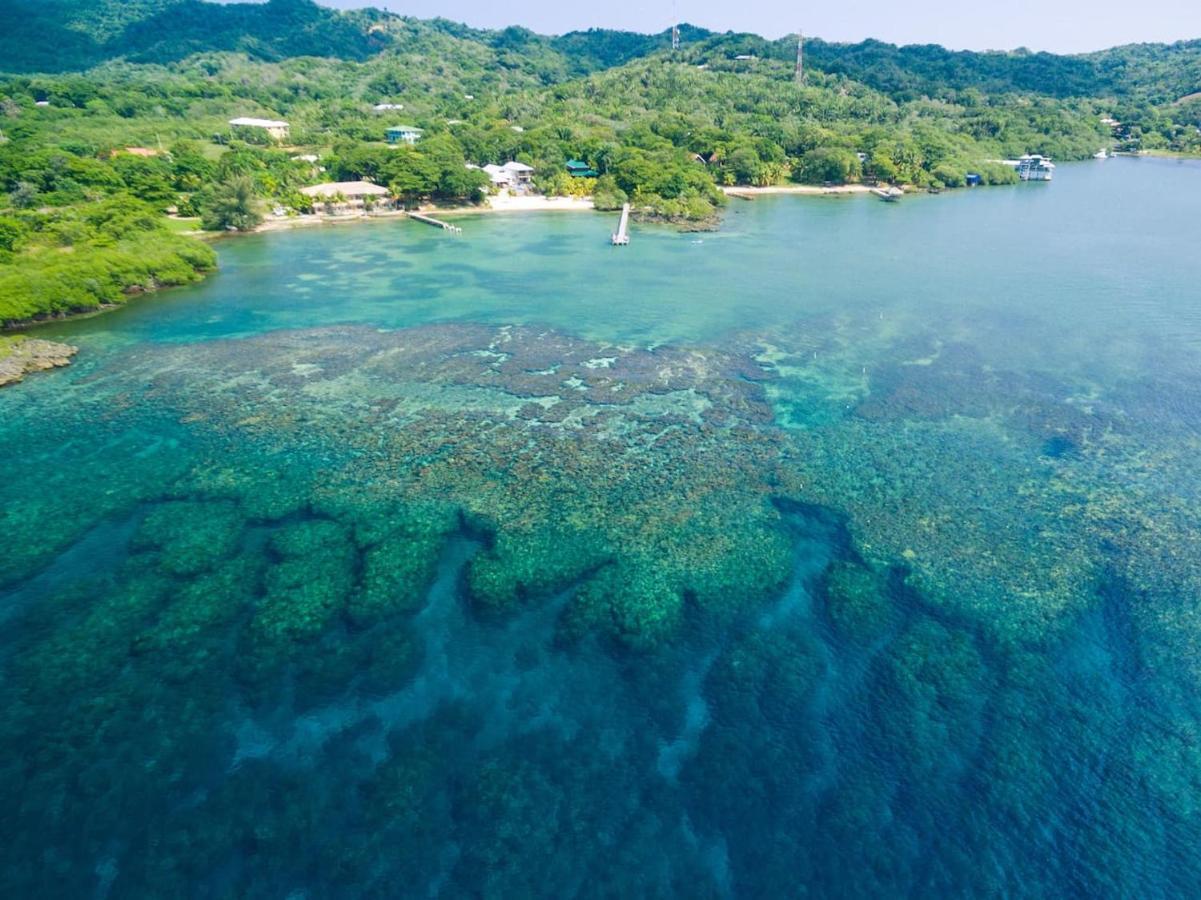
[302,0,1201,54]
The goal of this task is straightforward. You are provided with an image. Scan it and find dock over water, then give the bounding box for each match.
[409,212,462,233]
[611,203,630,245]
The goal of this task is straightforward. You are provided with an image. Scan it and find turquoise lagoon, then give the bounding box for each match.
[3,157,1201,897]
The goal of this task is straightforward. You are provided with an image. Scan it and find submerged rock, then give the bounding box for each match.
[0,337,78,386]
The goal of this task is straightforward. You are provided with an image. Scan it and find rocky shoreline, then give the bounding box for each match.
[0,338,79,387]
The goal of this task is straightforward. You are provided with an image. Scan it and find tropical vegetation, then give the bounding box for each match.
[1,0,1198,324]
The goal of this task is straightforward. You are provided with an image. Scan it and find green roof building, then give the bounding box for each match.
[566,159,598,177]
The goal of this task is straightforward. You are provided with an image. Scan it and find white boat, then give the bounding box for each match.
[871,186,904,202]
[1016,154,1055,181]
[1093,149,1109,159]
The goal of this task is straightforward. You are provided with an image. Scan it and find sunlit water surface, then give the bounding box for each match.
[3,157,1201,897]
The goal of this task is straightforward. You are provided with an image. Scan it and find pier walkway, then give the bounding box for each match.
[611,203,630,245]
[409,212,462,233]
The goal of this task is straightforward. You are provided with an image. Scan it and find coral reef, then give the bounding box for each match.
[5,302,1201,897]
[128,323,797,648]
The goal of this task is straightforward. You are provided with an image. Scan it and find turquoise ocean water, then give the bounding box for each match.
[3,156,1201,897]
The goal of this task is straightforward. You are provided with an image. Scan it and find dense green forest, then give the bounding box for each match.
[0,0,1198,326]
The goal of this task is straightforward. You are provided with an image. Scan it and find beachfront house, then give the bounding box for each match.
[566,159,598,178]
[300,181,391,213]
[501,161,534,185]
[480,162,535,190]
[386,125,423,145]
[229,117,290,141]
[481,164,509,188]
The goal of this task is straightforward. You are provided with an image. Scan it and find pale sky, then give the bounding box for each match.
[311,0,1201,53]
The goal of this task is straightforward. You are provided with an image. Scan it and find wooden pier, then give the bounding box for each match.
[409,212,462,233]
[611,203,630,245]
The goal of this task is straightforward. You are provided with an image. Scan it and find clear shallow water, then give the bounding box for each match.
[3,156,1201,897]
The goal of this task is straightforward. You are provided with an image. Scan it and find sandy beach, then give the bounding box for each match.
[723,184,874,197]
[248,193,596,234]
[466,193,595,213]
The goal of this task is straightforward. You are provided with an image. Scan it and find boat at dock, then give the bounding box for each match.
[1014,154,1056,181]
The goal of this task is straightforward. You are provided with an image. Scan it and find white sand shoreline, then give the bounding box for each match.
[229,185,874,238]
[723,184,873,197]
[444,194,595,214]
[247,194,596,235]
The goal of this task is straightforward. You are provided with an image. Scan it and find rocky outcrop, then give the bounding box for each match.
[0,338,78,387]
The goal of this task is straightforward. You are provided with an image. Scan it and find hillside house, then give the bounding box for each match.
[229,117,290,141]
[386,125,423,145]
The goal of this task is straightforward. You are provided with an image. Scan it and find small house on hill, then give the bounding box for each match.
[229,117,290,141]
[386,125,423,145]
[566,159,598,178]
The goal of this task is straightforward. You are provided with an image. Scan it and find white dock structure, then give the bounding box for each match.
[1016,154,1055,181]
[409,212,462,233]
[611,203,630,245]
[998,155,1056,181]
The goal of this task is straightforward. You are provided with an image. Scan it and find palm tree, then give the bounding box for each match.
[200,175,263,231]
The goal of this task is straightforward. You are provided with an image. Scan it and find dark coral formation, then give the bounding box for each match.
[129,323,798,648]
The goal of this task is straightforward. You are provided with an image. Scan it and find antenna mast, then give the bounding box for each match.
[795,30,805,83]
[672,0,680,51]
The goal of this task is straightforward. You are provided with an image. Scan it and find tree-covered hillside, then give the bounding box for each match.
[0,0,409,72]
[804,37,1201,104]
[3,0,1198,111]
[1,0,1198,327]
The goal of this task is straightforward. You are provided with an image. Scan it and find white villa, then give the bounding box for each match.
[229,117,290,141]
[481,161,535,189]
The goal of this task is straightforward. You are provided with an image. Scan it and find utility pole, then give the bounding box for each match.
[795,30,805,84]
